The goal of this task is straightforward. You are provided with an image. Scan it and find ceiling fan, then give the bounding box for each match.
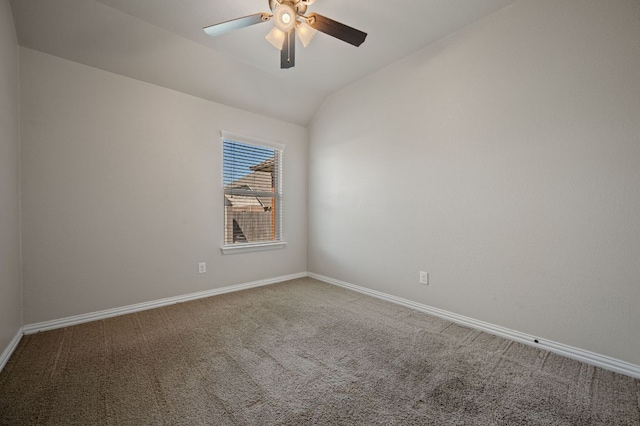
[203,0,367,69]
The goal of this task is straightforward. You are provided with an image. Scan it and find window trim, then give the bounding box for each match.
[220,131,286,254]
[220,241,288,255]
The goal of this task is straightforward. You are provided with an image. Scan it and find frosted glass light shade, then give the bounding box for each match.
[274,4,296,32]
[266,27,286,50]
[296,21,317,47]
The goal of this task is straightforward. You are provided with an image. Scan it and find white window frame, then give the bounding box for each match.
[220,131,286,254]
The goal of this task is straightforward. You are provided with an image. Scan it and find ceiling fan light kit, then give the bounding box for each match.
[203,0,367,69]
[273,3,296,32]
[296,21,317,48]
[265,27,286,50]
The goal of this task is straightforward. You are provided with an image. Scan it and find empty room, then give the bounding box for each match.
[1,0,639,424]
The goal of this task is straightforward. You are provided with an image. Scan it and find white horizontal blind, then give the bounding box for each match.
[223,136,282,246]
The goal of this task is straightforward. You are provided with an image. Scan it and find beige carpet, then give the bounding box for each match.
[1,277,638,425]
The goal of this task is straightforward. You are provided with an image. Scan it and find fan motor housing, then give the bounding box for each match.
[269,0,308,16]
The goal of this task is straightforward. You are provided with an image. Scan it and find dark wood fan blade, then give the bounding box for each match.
[203,13,270,37]
[281,30,295,69]
[307,13,367,47]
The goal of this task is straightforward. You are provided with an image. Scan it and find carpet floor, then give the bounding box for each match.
[0,277,638,425]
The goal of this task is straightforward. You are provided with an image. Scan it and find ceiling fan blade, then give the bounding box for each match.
[281,30,295,69]
[203,13,270,37]
[306,13,367,47]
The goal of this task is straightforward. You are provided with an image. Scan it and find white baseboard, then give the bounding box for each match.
[0,328,23,373]
[12,271,640,380]
[22,272,307,335]
[308,272,640,379]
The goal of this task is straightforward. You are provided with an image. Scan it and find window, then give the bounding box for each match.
[221,131,285,254]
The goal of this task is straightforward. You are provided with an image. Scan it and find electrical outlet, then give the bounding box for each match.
[198,262,206,274]
[419,271,429,285]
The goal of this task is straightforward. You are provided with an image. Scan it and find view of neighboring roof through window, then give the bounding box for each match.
[221,131,285,254]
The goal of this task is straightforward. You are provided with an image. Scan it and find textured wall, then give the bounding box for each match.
[0,0,22,355]
[308,0,640,365]
[20,48,307,324]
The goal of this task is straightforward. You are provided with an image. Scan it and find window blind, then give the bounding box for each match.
[223,136,282,246]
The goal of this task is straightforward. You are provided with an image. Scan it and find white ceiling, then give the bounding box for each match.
[10,0,517,125]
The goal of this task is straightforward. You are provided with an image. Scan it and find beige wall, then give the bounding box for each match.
[0,0,22,354]
[20,48,307,324]
[308,0,640,365]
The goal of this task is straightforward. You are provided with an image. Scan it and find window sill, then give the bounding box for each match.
[220,241,287,255]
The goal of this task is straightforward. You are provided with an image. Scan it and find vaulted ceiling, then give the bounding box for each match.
[10,0,517,125]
